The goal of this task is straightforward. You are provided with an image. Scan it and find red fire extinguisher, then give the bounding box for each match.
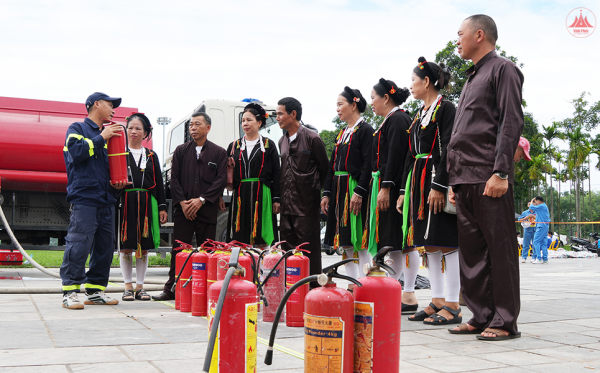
[171,240,194,312]
[104,120,130,184]
[203,247,257,373]
[191,248,209,317]
[354,253,402,373]
[285,243,310,327]
[265,258,360,373]
[261,242,293,322]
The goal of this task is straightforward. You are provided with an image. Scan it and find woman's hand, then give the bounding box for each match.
[320,197,329,215]
[377,188,390,212]
[428,189,445,214]
[350,194,362,215]
[273,202,280,214]
[396,195,404,213]
[159,211,168,224]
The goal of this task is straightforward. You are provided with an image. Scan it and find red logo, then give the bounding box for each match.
[567,8,596,38]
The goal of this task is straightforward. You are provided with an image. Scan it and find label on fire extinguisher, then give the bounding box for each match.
[354,302,374,372]
[246,303,258,373]
[304,314,344,373]
[208,305,220,373]
[285,267,300,303]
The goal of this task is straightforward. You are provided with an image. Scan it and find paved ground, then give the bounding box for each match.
[0,254,599,372]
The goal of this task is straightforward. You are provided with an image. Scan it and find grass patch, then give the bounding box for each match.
[3,251,171,268]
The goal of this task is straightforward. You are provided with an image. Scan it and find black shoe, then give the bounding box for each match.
[401,302,418,315]
[151,292,175,301]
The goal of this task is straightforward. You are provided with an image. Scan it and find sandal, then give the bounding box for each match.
[448,323,484,334]
[423,306,462,325]
[135,289,151,301]
[476,328,522,341]
[408,302,442,322]
[401,302,418,315]
[122,289,135,301]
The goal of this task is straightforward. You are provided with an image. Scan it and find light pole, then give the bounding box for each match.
[156,117,171,167]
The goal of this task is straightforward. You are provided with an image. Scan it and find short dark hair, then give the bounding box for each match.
[277,97,302,121]
[465,14,498,44]
[192,112,211,126]
[413,62,452,91]
[535,196,544,203]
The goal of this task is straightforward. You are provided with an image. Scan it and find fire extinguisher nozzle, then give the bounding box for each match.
[264,348,274,365]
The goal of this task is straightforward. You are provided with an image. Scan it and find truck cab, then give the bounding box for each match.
[162,99,283,242]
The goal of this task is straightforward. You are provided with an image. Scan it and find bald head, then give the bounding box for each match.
[464,14,497,45]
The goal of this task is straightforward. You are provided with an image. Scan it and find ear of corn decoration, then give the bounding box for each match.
[250,200,259,245]
[121,221,127,242]
[407,226,414,247]
[441,255,446,273]
[342,192,349,227]
[418,167,427,220]
[333,234,340,250]
[405,253,410,268]
[375,208,380,243]
[142,216,149,238]
[235,196,242,232]
[361,229,368,250]
[422,252,429,268]
[136,243,142,259]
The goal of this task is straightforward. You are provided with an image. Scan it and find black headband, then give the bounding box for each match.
[378,78,397,96]
[417,57,438,86]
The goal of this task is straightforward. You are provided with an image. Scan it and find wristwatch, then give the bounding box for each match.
[494,172,508,180]
[199,197,206,205]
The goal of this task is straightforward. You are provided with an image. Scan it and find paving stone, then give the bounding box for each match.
[480,350,562,366]
[0,365,68,373]
[526,361,600,372]
[120,342,207,361]
[527,345,600,362]
[535,332,600,345]
[69,361,160,372]
[410,355,507,372]
[45,317,148,332]
[0,331,54,350]
[51,329,169,348]
[426,340,514,356]
[0,346,129,367]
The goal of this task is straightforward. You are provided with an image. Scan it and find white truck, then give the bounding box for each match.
[162,99,284,242]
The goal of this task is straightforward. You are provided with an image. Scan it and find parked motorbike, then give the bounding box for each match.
[570,232,600,254]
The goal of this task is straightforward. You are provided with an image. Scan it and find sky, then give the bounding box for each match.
[1,0,599,188]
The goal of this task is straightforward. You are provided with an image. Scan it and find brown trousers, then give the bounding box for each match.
[280,214,322,283]
[163,214,216,294]
[454,183,520,334]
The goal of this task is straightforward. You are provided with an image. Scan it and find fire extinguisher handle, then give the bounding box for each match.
[182,275,193,289]
[331,273,362,287]
[322,258,359,274]
[171,249,196,293]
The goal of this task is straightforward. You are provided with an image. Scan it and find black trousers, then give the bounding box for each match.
[454,183,520,334]
[163,214,216,294]
[280,214,322,281]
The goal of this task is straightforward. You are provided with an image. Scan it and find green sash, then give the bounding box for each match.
[334,171,362,252]
[124,188,160,249]
[401,154,430,247]
[367,171,380,256]
[241,178,274,246]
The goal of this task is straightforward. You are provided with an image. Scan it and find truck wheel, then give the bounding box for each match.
[215,211,228,242]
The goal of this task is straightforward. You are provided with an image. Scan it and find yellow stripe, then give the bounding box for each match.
[62,284,80,291]
[84,138,94,157]
[108,152,128,156]
[154,300,304,360]
[104,143,108,149]
[65,133,94,157]
[63,146,68,152]
[84,283,106,291]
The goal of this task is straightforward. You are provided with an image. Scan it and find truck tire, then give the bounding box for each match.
[215,211,229,243]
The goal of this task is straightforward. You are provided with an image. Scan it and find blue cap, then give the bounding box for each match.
[85,92,122,111]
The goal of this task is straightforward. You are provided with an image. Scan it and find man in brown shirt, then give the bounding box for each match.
[446,15,524,340]
[153,112,227,300]
[277,97,329,280]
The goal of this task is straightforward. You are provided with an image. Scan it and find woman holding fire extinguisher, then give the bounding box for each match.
[118,113,168,301]
[225,103,280,248]
[321,87,374,284]
[398,57,461,325]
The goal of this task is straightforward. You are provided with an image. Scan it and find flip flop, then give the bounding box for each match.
[476,328,522,341]
[423,306,462,325]
[408,302,442,322]
[448,323,483,334]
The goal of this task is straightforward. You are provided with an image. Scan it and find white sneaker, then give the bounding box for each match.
[62,292,84,310]
[521,258,526,263]
[84,291,119,305]
[531,259,541,264]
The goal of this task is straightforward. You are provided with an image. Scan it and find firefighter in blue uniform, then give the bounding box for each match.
[61,92,127,309]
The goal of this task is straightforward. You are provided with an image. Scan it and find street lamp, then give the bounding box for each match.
[156,117,171,167]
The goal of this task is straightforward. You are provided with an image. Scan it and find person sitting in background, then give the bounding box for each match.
[118,113,167,301]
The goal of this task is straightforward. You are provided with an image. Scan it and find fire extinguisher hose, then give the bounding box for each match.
[246,251,267,306]
[264,274,319,366]
[202,265,236,373]
[170,249,196,293]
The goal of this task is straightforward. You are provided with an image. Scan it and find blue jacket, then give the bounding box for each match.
[63,118,116,207]
[518,209,536,231]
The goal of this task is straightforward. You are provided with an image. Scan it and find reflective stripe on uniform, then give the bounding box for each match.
[62,284,81,291]
[64,133,95,157]
[84,283,106,291]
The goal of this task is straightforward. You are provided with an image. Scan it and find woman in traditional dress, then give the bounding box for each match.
[363,79,411,279]
[321,87,374,282]
[226,103,280,247]
[399,57,461,325]
[119,113,168,301]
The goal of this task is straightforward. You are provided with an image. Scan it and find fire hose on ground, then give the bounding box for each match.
[0,203,165,294]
